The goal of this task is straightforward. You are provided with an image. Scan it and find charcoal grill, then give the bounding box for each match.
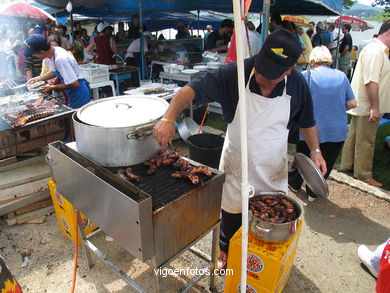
[47,141,225,292]
[0,93,74,159]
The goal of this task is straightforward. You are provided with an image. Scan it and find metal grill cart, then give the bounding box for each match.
[47,141,225,292]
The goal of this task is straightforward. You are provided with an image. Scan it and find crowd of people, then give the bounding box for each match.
[268,13,354,76]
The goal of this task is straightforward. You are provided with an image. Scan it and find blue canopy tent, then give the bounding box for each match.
[34,0,342,78]
[35,0,342,15]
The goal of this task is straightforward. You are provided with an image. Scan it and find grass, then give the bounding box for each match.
[205,112,390,191]
[204,112,227,132]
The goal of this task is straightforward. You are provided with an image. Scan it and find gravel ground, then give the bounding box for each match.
[0,137,389,293]
[1,179,388,293]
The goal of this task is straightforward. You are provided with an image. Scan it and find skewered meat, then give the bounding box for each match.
[189,166,212,176]
[125,167,143,183]
[171,172,199,184]
[10,111,54,127]
[116,168,143,183]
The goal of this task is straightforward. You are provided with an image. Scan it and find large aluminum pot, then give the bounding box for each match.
[73,95,169,167]
[248,192,301,242]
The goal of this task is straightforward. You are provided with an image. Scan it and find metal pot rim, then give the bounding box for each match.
[76,95,168,128]
[72,112,159,131]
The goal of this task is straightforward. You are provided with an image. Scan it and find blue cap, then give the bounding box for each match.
[24,34,50,57]
[33,24,47,34]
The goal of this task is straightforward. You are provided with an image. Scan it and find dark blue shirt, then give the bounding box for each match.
[187,56,315,130]
[312,31,331,48]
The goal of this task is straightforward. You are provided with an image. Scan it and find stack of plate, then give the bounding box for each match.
[193,65,209,71]
[207,62,222,70]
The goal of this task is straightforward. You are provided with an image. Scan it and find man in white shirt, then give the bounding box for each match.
[340,21,390,187]
[125,31,151,62]
[247,21,261,56]
[25,34,91,108]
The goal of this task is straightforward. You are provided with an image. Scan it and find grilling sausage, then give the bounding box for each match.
[171,172,199,184]
[125,167,143,183]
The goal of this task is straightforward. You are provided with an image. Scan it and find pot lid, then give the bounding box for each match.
[294,153,329,198]
[77,95,169,128]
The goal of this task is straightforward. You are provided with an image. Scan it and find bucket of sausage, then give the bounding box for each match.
[248,191,301,242]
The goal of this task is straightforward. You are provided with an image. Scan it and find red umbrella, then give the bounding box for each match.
[335,15,373,32]
[0,3,55,21]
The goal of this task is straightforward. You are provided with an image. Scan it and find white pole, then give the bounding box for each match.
[232,0,253,292]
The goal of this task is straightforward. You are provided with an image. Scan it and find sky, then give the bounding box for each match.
[357,0,377,6]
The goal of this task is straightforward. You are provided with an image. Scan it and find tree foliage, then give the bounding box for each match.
[343,0,357,10]
[372,0,390,15]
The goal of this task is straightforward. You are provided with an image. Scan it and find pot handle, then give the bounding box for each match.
[127,129,153,141]
[127,122,156,141]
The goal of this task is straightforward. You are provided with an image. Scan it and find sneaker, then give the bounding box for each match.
[217,250,228,270]
[357,245,379,278]
[307,195,317,202]
[288,184,300,192]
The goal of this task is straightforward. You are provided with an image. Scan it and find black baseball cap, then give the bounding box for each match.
[254,29,301,80]
[24,34,50,57]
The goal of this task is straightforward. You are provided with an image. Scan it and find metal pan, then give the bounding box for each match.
[294,153,329,198]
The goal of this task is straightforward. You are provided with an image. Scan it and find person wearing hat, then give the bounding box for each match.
[204,19,234,53]
[153,29,327,269]
[24,24,48,80]
[25,34,91,109]
[85,22,118,65]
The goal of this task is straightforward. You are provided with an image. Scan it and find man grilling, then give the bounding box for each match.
[153,29,327,269]
[25,34,91,109]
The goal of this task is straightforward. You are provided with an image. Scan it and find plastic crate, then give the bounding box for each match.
[79,63,109,77]
[83,74,109,84]
[48,178,99,246]
[234,253,295,293]
[224,220,302,293]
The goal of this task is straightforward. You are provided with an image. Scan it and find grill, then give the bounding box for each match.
[106,164,216,211]
[0,93,74,159]
[47,141,225,269]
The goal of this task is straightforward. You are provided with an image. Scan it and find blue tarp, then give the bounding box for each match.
[55,11,229,31]
[35,0,343,16]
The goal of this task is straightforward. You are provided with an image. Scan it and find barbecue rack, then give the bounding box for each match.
[47,141,225,292]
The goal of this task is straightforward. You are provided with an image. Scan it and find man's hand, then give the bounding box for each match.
[310,152,327,176]
[369,108,381,122]
[153,119,176,150]
[27,76,41,85]
[39,84,55,94]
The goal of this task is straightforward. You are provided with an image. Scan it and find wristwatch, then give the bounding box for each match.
[309,148,321,156]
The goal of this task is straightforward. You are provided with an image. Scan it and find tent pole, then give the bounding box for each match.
[70,11,74,41]
[261,0,270,45]
[139,0,144,80]
[197,10,200,37]
[232,0,252,292]
[334,16,342,70]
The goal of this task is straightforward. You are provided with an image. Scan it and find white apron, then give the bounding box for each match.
[219,69,291,214]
